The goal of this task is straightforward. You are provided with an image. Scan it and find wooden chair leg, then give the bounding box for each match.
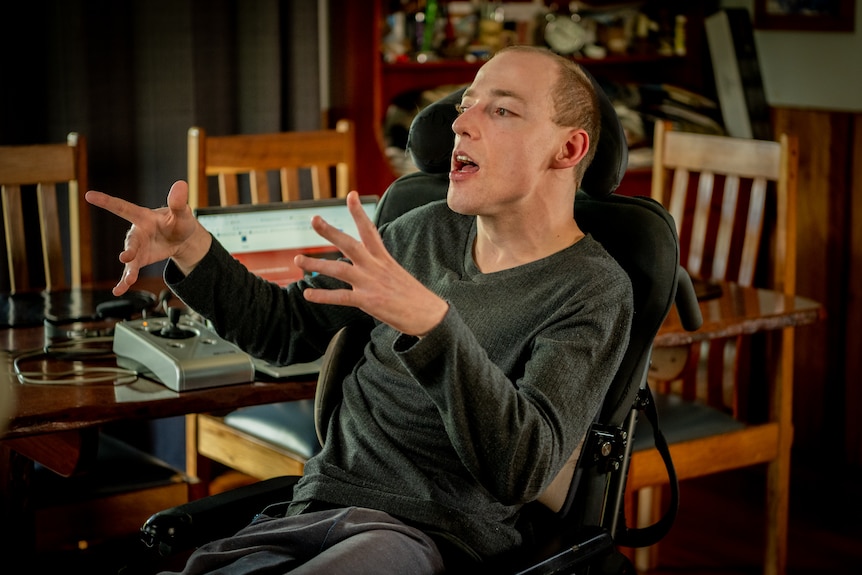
[633,486,663,572]
[185,413,211,500]
[764,326,795,575]
[765,454,790,575]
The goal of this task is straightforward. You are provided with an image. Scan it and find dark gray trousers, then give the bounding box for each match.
[159,506,445,575]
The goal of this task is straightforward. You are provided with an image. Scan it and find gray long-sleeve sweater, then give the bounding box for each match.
[166,200,633,560]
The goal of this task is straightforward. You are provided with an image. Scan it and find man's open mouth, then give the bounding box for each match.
[453,154,479,173]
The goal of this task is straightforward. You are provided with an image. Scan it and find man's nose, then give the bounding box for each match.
[452,108,473,137]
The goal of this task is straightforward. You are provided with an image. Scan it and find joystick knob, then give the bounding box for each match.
[159,307,195,339]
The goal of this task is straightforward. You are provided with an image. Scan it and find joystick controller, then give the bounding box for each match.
[159,306,196,339]
[113,308,255,392]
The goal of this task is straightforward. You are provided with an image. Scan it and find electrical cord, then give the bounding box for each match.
[13,337,139,386]
[15,290,178,386]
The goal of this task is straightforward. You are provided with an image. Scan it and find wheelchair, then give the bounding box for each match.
[134,65,702,574]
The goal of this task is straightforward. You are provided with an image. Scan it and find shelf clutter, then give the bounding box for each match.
[381,1,691,64]
[379,2,726,175]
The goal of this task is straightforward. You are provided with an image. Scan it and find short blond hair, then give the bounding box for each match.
[492,46,601,189]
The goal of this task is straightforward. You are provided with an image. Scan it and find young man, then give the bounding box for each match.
[87,46,633,574]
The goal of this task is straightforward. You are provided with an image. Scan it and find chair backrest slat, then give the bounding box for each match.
[217,174,239,205]
[37,182,66,289]
[311,164,332,200]
[738,178,768,287]
[280,168,301,202]
[667,168,688,236]
[712,174,740,280]
[249,170,269,204]
[1,184,29,290]
[688,171,715,278]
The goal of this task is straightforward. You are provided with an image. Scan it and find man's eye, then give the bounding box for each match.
[495,107,510,117]
[455,104,467,115]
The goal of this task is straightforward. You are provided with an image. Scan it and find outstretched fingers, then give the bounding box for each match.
[295,191,449,336]
[86,181,199,296]
[85,190,150,227]
[166,180,191,214]
[304,192,377,263]
[346,191,388,257]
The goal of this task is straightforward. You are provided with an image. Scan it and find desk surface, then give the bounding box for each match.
[2,280,824,442]
[1,279,317,441]
[1,349,316,440]
[654,282,823,348]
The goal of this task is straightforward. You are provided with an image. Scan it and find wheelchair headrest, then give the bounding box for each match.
[406,64,627,198]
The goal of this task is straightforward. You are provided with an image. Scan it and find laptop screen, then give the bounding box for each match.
[195,197,378,286]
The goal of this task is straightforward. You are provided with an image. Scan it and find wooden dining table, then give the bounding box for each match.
[1,277,318,475]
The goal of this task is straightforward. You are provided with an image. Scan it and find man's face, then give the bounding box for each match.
[447,51,571,217]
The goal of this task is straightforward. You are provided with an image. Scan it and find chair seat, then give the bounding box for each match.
[632,392,745,451]
[222,400,320,460]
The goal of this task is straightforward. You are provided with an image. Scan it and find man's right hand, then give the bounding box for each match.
[85,180,212,296]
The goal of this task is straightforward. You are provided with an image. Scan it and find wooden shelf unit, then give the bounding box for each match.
[327,1,714,198]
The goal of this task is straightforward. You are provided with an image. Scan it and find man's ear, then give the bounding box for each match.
[552,129,589,169]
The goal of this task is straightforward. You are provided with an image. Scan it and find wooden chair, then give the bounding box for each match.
[0,133,92,293]
[185,121,358,497]
[626,121,799,574]
[0,134,189,553]
[187,119,356,210]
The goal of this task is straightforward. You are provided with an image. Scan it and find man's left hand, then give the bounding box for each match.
[296,191,449,337]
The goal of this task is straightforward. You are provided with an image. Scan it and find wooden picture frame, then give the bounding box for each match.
[754,0,856,32]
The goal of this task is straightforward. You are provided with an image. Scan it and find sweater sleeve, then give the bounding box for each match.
[392,272,632,505]
[164,236,369,365]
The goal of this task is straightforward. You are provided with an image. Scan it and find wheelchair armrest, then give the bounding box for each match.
[675,266,704,331]
[141,475,300,556]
